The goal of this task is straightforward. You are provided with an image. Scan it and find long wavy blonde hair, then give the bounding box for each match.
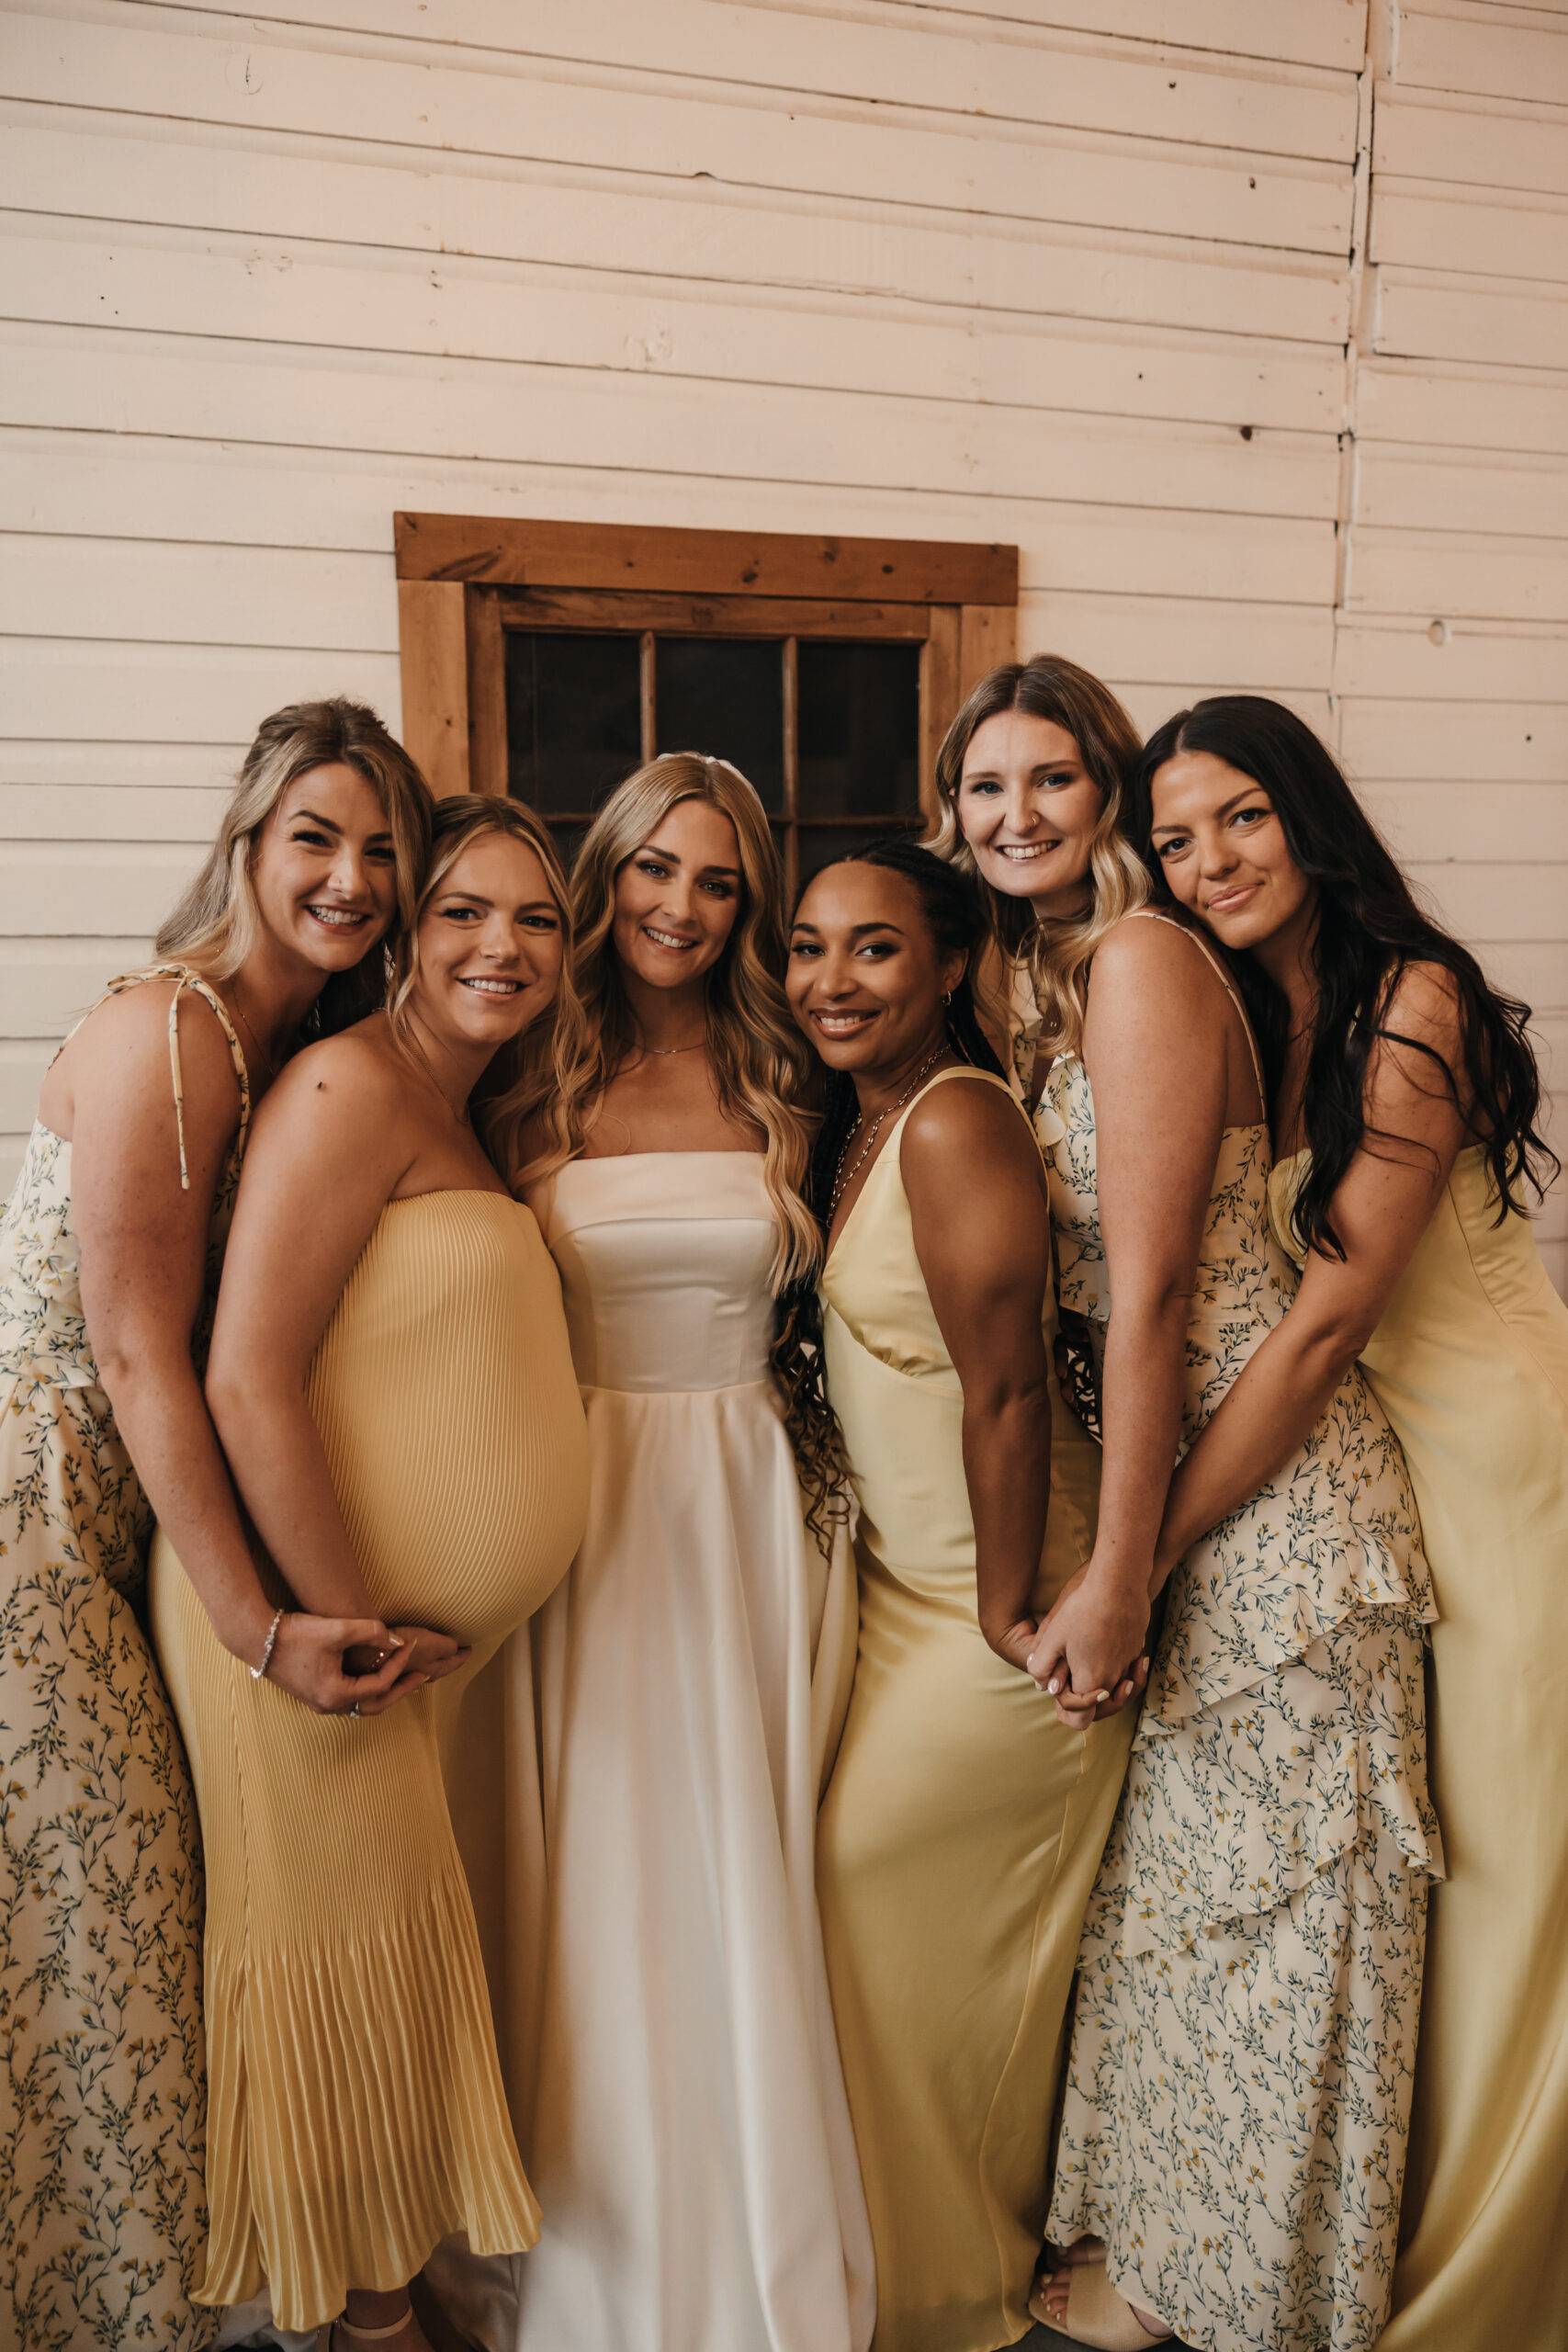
[539,753,845,1542]
[931,655,1147,1058]
[386,795,587,1179]
[155,697,434,1032]
[537,752,820,1292]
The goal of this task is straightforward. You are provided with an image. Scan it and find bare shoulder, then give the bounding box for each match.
[51,975,242,1135]
[902,1072,1039,1179]
[1091,911,1215,1003]
[252,1018,410,1148]
[1381,957,1463,1052]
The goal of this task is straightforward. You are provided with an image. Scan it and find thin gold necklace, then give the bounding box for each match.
[229,983,279,1086]
[829,1043,950,1220]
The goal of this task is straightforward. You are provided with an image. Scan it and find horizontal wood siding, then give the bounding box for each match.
[1,0,1562,1288]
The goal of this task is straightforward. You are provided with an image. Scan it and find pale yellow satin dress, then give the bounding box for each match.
[816,1067,1134,2352]
[150,1190,589,2334]
[1270,1147,1568,2352]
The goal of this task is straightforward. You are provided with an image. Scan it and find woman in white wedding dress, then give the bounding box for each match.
[452,754,873,2352]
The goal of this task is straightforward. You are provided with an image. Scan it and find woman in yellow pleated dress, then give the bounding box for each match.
[149,797,589,2351]
[787,839,1139,2352]
[1138,695,1568,2352]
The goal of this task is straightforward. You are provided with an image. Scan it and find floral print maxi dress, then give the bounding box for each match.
[0,969,248,2352]
[1039,922,1442,2352]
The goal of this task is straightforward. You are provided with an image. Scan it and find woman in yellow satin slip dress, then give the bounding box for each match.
[787,839,1141,2352]
[149,798,590,2352]
[1136,695,1568,2352]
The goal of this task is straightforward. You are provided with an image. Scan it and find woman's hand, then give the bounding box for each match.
[261,1615,469,1715]
[980,1611,1043,1678]
[1027,1566,1151,1724]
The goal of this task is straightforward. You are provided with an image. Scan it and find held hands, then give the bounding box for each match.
[262,1612,471,1715]
[980,1611,1043,1678]
[1026,1565,1151,1728]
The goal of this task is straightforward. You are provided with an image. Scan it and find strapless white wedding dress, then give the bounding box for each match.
[446,1151,874,2352]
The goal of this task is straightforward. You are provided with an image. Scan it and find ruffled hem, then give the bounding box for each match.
[1149,1451,1435,1729]
[197,1852,539,2333]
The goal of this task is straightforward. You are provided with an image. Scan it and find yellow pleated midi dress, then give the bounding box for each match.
[149,1189,589,2334]
[816,1067,1135,2352]
[1270,1146,1568,2352]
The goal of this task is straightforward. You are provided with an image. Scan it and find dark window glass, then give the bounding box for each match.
[795,818,920,890]
[656,638,784,813]
[506,631,641,815]
[797,641,920,820]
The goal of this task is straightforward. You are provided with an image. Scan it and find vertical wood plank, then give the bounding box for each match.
[920,605,963,830]
[640,630,657,763]
[958,604,1018,699]
[782,634,799,908]
[466,588,508,797]
[397,579,469,797]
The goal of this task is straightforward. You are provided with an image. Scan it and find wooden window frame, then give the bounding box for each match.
[395,516,1018,884]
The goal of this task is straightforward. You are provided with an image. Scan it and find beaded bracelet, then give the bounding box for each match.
[251,1604,286,1680]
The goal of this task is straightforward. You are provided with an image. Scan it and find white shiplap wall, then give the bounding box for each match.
[1,0,1563,1285]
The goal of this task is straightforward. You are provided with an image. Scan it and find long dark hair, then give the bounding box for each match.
[796,835,1005,1227]
[1131,695,1557,1254]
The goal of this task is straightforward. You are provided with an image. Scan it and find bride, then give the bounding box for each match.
[448,753,874,2352]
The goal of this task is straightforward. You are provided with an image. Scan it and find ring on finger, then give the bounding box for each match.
[349,1702,363,1720]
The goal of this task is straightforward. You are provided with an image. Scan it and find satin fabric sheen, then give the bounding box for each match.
[437,1151,874,2352]
[1271,1144,1568,2352]
[817,1068,1134,2352]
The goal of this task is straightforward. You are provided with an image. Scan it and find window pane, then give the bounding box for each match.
[656,638,784,813]
[506,631,642,814]
[797,641,920,820]
[795,818,921,890]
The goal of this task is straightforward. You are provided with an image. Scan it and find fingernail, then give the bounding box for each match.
[1047,1677,1062,1695]
[1139,1656,1149,1670]
[388,1636,404,1649]
[1094,1690,1110,1702]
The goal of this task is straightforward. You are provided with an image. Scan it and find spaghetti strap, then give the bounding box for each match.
[100,965,252,1191]
[1126,910,1267,1122]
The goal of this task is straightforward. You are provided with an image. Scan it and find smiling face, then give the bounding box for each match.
[1147,749,1315,955]
[249,762,400,975]
[786,861,964,1083]
[408,831,565,1056]
[953,709,1102,921]
[610,796,743,994]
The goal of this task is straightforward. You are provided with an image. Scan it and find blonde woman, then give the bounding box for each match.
[148,796,591,2351]
[497,756,873,2352]
[0,698,430,2352]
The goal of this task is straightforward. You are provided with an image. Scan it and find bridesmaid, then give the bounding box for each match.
[484,753,872,2352]
[1134,695,1568,2352]
[148,796,590,2349]
[0,697,431,2352]
[789,838,1139,2352]
[1019,750,1440,2349]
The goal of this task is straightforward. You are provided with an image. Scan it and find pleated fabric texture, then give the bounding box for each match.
[816,1067,1136,2352]
[149,1189,588,2334]
[1272,1145,1568,2352]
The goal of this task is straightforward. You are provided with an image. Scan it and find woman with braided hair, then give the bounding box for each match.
[789,838,1141,2352]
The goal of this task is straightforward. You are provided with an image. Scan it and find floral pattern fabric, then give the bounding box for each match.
[1040,1044,1441,2352]
[0,972,247,2351]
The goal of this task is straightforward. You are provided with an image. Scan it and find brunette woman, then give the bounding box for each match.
[790,839,1138,2352]
[998,700,1438,2348]
[1136,695,1568,2352]
[482,755,873,2352]
[148,796,590,2351]
[0,698,430,2352]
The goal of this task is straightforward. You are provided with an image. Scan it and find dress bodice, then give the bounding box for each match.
[527,1151,778,1394]
[1,968,250,1398]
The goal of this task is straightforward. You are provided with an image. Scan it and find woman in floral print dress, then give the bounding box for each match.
[1029,908,1440,2352]
[0,699,433,2351]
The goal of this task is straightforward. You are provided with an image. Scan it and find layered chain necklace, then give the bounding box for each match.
[829,1043,950,1221]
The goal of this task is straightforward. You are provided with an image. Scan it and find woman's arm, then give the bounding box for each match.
[68,987,410,1713]
[205,1036,463,1680]
[1153,965,1467,1582]
[1029,920,1235,1708]
[901,1080,1055,1673]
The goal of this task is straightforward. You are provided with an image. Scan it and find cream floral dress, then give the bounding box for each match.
[0,969,248,2352]
[1040,917,1441,2352]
